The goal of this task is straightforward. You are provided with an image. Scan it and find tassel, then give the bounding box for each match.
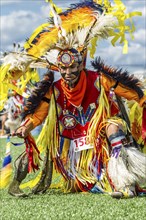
[24,134,41,172]
[0,136,12,188]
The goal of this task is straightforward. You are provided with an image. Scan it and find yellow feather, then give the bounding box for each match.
[0,64,11,81]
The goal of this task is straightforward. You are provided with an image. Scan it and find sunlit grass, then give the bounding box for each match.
[0,136,146,220]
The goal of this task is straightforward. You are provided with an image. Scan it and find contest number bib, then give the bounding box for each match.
[71,136,93,152]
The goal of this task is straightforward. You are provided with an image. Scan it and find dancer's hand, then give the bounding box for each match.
[14,118,34,138]
[14,126,29,138]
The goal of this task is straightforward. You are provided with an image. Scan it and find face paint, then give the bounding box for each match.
[61,70,79,79]
[59,62,82,87]
[71,70,80,77]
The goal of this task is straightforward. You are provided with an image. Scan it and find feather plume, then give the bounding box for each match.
[24,1,109,59]
[23,0,141,59]
[50,4,62,29]
[1,51,33,72]
[45,49,60,65]
[42,11,115,65]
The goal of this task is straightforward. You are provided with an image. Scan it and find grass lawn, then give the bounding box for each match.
[0,136,146,220]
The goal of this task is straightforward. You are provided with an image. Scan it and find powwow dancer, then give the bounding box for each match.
[0,0,146,199]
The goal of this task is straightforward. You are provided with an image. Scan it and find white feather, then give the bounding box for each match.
[86,14,116,43]
[59,14,115,50]
[50,4,62,28]
[44,49,60,65]
[107,146,146,190]
[1,52,33,72]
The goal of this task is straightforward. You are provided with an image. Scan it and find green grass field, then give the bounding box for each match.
[0,137,146,220]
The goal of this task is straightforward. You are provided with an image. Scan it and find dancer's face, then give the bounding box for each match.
[59,62,83,88]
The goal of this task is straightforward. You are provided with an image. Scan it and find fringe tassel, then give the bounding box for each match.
[87,84,111,168]
[19,95,58,190]
[25,134,41,172]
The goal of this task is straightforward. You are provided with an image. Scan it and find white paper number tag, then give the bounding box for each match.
[71,136,93,152]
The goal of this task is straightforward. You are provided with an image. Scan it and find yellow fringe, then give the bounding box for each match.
[88,85,110,144]
[127,100,146,153]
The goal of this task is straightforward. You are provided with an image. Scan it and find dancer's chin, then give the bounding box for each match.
[65,78,77,85]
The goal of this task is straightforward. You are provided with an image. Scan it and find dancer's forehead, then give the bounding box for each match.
[59,61,80,70]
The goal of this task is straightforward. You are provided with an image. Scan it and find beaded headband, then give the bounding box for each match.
[57,50,83,67]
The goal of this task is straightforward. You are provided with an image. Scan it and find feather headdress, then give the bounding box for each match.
[24,1,115,67]
[0,0,142,110]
